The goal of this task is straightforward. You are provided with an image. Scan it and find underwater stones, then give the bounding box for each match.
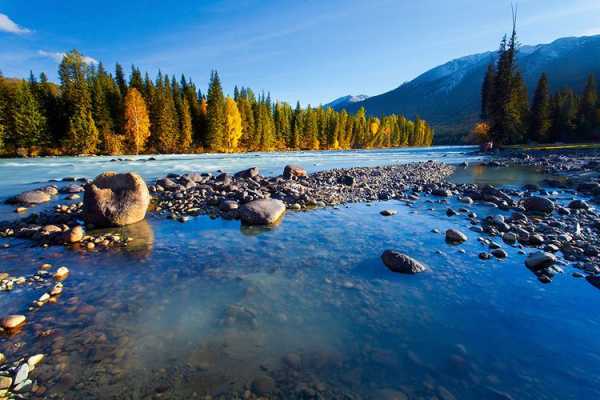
[568,199,590,210]
[491,248,508,259]
[1,315,26,330]
[445,229,467,244]
[83,172,150,227]
[525,252,556,271]
[459,196,474,204]
[380,209,397,216]
[283,164,307,179]
[522,196,555,214]
[381,250,427,274]
[239,199,286,225]
[0,376,12,390]
[27,354,44,371]
[0,352,5,365]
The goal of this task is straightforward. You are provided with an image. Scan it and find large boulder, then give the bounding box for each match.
[381,250,427,274]
[522,196,555,214]
[239,199,286,225]
[283,165,307,179]
[83,172,150,227]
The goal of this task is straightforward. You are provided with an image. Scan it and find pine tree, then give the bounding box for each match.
[529,73,551,142]
[11,81,47,151]
[577,74,598,139]
[123,88,150,154]
[59,50,99,154]
[115,63,127,97]
[481,64,496,121]
[206,71,225,150]
[179,97,193,152]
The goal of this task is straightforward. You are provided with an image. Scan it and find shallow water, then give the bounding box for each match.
[1,148,599,399]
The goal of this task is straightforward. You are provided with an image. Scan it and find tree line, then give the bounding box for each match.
[0,50,434,157]
[475,23,600,145]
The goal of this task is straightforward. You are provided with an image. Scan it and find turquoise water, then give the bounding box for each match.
[1,148,599,399]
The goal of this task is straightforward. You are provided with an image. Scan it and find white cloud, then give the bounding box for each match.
[38,50,98,65]
[0,13,31,35]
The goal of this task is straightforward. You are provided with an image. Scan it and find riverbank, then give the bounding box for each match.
[1,147,600,399]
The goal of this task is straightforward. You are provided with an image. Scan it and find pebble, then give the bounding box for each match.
[54,266,69,281]
[1,314,26,330]
[445,229,468,243]
[380,209,397,216]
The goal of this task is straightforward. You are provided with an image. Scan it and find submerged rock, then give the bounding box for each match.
[381,250,427,274]
[83,172,150,227]
[239,199,286,225]
[380,209,397,216]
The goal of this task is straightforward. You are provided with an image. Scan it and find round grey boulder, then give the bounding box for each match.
[381,250,427,274]
[239,199,286,225]
[445,229,468,243]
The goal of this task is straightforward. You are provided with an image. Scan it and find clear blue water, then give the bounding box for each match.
[1,147,598,399]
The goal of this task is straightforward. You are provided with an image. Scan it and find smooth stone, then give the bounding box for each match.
[239,199,286,225]
[0,352,5,365]
[234,167,259,179]
[525,252,557,271]
[491,248,508,259]
[568,199,590,210]
[445,229,467,243]
[381,250,427,274]
[14,363,29,386]
[54,267,69,281]
[65,226,84,243]
[0,376,12,390]
[6,190,52,205]
[1,315,26,330]
[522,196,555,214]
[27,354,44,371]
[380,209,397,216]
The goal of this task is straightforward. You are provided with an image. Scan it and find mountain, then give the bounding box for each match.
[325,94,369,110]
[333,35,600,144]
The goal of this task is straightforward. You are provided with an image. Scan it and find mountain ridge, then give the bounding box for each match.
[330,34,600,143]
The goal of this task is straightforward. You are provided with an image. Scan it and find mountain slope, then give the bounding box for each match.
[336,35,600,144]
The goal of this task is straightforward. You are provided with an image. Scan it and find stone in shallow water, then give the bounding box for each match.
[54,266,69,281]
[239,199,286,225]
[522,196,555,214]
[1,314,26,330]
[83,172,150,227]
[445,229,467,243]
[14,363,29,386]
[381,250,427,274]
[283,164,307,179]
[525,252,556,271]
[6,190,51,205]
[380,209,397,216]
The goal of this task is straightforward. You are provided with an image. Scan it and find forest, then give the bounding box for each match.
[0,50,434,157]
[475,24,600,146]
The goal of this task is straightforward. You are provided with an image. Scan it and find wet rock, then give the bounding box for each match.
[283,165,307,179]
[522,196,554,214]
[586,275,600,289]
[27,354,44,371]
[568,199,590,210]
[445,229,467,243]
[54,266,69,281]
[525,252,556,271]
[460,196,474,204]
[6,190,52,205]
[14,363,29,386]
[380,209,397,216]
[234,167,259,179]
[446,208,458,217]
[0,376,12,390]
[502,232,517,244]
[83,172,150,227]
[219,200,239,212]
[1,314,26,330]
[65,225,84,243]
[479,252,492,260]
[239,199,286,225]
[0,352,5,365]
[381,250,427,274]
[491,248,508,259]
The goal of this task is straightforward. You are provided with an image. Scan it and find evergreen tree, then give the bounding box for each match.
[481,64,495,121]
[115,63,128,96]
[11,81,47,151]
[577,74,598,139]
[206,71,225,150]
[529,73,551,142]
[179,97,193,152]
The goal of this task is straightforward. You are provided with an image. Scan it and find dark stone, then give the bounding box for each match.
[381,250,427,274]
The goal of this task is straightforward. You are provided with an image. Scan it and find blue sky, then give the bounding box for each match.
[1,0,600,105]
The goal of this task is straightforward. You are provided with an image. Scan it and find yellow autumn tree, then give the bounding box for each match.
[123,88,150,154]
[223,97,242,152]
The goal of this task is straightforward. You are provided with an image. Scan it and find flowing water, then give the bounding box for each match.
[1,147,599,400]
